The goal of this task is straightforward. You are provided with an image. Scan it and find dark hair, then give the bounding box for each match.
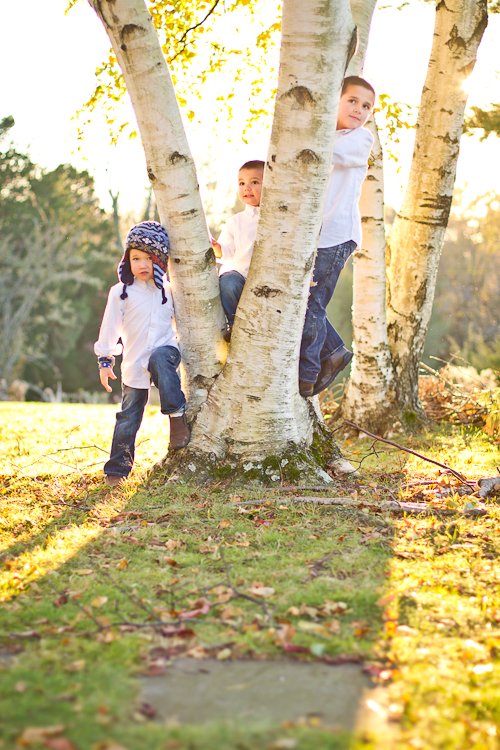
[341,76,375,98]
[239,160,265,172]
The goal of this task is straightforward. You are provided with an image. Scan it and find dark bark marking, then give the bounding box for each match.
[305,251,315,273]
[366,174,376,181]
[170,152,188,165]
[280,86,315,110]
[278,203,288,212]
[121,44,127,51]
[120,23,147,44]
[252,285,282,298]
[415,278,427,310]
[266,161,273,172]
[147,167,156,183]
[247,395,261,401]
[173,258,181,264]
[446,25,467,54]
[440,108,453,115]
[297,149,320,165]
[180,208,196,216]
[436,132,459,145]
[271,155,276,163]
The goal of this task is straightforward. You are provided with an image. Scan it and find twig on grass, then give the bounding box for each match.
[343,421,469,486]
[219,548,274,623]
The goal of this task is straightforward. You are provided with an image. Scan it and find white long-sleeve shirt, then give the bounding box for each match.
[217,204,259,279]
[318,126,373,249]
[94,278,178,389]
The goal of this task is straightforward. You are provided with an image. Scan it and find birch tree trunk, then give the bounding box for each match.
[342,116,396,431]
[89,0,356,480]
[192,0,356,466]
[386,0,488,420]
[89,0,227,414]
[340,0,397,432]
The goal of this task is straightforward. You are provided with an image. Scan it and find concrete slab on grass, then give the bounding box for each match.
[141,658,379,729]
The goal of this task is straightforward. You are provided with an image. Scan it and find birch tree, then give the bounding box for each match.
[88,0,356,480]
[340,0,396,433]
[386,0,488,421]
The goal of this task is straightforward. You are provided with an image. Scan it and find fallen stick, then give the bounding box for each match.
[343,421,469,486]
[235,497,486,516]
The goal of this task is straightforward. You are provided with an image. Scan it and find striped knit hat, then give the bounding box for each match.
[118,221,170,304]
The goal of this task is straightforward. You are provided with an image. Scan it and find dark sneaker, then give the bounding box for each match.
[105,474,125,487]
[169,413,191,449]
[312,347,353,396]
[299,380,314,398]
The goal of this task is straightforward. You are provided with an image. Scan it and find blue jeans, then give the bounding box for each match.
[299,240,356,383]
[219,270,246,327]
[105,345,186,478]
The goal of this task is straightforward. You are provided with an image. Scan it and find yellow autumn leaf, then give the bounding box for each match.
[91,596,108,608]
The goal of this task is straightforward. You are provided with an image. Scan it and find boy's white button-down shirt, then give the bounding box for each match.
[318,126,374,249]
[94,278,178,389]
[217,204,259,279]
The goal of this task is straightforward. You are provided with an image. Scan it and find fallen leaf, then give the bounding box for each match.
[217,648,232,660]
[270,739,298,750]
[179,597,210,619]
[282,643,310,653]
[137,702,156,719]
[66,660,86,672]
[186,645,209,659]
[15,681,27,692]
[91,596,108,608]
[115,559,129,569]
[164,539,184,551]
[96,630,117,644]
[43,738,77,750]
[74,569,93,576]
[219,520,233,529]
[17,725,65,745]
[249,585,275,598]
[297,621,329,636]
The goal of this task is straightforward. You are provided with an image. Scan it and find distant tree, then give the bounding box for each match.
[0,118,117,396]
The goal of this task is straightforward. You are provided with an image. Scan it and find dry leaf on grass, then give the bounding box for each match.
[44,739,77,750]
[115,559,129,569]
[17,725,65,746]
[219,520,233,529]
[249,584,275,598]
[74,569,93,576]
[91,596,108,608]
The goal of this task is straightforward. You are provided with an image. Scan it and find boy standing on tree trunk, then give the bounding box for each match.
[95,221,189,487]
[299,76,375,398]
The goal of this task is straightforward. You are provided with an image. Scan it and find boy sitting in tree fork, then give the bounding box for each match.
[211,159,264,342]
[95,221,189,487]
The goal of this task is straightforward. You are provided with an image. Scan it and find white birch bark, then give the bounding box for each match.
[88,0,227,413]
[192,0,356,461]
[386,0,488,417]
[342,116,396,430]
[338,0,396,431]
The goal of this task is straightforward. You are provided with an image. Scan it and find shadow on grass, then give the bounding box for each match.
[0,469,396,750]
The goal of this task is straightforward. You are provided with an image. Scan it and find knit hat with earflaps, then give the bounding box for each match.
[118,220,170,304]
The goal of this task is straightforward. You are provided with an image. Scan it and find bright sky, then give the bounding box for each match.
[1,0,499,220]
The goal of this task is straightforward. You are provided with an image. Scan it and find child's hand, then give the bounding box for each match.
[211,238,222,259]
[100,367,117,393]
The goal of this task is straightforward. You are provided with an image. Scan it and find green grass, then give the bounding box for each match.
[1,403,500,749]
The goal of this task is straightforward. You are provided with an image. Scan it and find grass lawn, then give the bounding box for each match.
[1,402,500,749]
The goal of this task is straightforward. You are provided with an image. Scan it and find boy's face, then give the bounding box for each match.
[238,167,263,207]
[337,85,375,130]
[130,248,153,282]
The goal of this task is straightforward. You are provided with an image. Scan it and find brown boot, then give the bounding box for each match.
[299,381,314,398]
[312,347,353,396]
[169,413,190,449]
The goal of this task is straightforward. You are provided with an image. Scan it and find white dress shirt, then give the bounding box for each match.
[217,204,259,279]
[318,126,374,249]
[94,278,178,389]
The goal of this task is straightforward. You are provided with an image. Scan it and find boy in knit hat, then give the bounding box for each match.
[95,220,189,487]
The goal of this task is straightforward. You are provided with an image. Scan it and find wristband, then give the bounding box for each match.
[98,355,115,370]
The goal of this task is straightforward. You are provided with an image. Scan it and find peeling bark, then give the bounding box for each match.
[386,0,488,419]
